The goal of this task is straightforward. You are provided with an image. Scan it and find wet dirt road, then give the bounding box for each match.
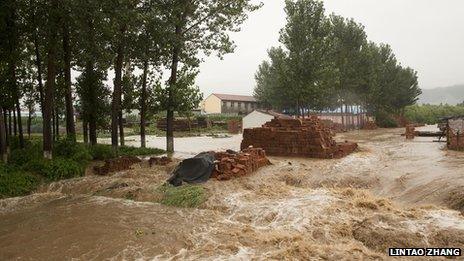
[1,127,463,260]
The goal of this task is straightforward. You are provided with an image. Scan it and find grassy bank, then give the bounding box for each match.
[0,137,164,199]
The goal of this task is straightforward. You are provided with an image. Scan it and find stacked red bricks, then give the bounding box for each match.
[227,120,241,134]
[448,130,464,150]
[212,148,271,180]
[241,116,357,159]
[363,121,378,130]
[94,156,142,175]
[405,124,415,139]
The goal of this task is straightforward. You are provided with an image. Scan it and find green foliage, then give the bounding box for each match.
[88,144,117,160]
[374,111,398,128]
[156,184,208,208]
[54,138,92,163]
[118,146,164,157]
[0,165,40,198]
[254,0,421,117]
[405,104,464,124]
[41,158,84,181]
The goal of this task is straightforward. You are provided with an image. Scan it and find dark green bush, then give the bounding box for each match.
[89,144,117,160]
[118,146,164,157]
[54,138,92,163]
[42,158,84,181]
[375,111,398,128]
[0,165,40,198]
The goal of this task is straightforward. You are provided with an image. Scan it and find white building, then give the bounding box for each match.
[242,110,291,130]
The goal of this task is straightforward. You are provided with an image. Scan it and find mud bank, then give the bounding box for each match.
[1,127,464,260]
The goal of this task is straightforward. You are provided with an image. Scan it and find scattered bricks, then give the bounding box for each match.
[149,156,172,166]
[363,121,378,130]
[405,124,416,139]
[227,120,242,134]
[241,116,358,159]
[94,156,142,176]
[213,148,271,181]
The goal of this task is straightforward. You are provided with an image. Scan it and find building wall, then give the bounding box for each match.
[242,111,274,130]
[203,95,222,114]
[221,100,258,114]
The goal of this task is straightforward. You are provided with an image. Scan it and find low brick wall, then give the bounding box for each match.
[241,117,357,159]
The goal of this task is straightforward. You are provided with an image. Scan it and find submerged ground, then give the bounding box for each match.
[1,127,463,260]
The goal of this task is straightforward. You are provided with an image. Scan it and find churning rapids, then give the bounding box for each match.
[1,127,464,260]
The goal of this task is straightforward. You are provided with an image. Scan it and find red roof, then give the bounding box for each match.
[212,93,257,102]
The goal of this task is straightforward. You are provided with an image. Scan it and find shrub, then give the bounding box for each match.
[0,165,40,198]
[119,146,164,157]
[375,111,398,128]
[42,158,85,181]
[89,144,117,160]
[156,184,207,208]
[54,138,92,164]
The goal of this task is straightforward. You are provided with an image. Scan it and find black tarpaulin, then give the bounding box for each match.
[167,152,216,186]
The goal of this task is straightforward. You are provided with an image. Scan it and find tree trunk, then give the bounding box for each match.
[0,107,7,163]
[140,60,148,148]
[15,98,24,147]
[83,119,89,144]
[341,104,345,128]
[111,41,124,149]
[167,24,182,154]
[13,108,17,136]
[89,118,97,145]
[52,109,55,141]
[27,111,32,138]
[55,111,60,140]
[62,21,76,140]
[43,5,58,159]
[33,32,45,113]
[119,110,124,146]
[8,110,12,137]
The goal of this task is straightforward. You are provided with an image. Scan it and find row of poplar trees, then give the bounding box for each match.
[254,0,422,120]
[0,0,260,161]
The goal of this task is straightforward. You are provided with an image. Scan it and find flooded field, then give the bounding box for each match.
[1,127,464,260]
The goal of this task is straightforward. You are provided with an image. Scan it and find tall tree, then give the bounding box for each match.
[61,3,76,140]
[43,0,60,159]
[163,0,260,153]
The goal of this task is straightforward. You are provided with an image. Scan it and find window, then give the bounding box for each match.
[231,101,235,108]
[238,102,241,108]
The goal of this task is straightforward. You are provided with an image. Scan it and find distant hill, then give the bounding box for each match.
[419,84,464,105]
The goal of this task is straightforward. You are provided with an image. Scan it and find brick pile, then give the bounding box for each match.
[320,119,345,133]
[363,121,378,130]
[227,120,242,134]
[241,117,358,159]
[405,124,415,139]
[149,156,172,166]
[448,130,464,150]
[94,156,142,176]
[211,148,271,181]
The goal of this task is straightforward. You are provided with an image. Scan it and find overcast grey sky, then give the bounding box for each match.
[195,0,464,97]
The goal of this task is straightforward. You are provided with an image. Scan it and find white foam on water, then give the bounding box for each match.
[221,189,335,232]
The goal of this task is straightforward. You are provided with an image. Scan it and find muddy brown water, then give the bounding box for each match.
[1,127,464,260]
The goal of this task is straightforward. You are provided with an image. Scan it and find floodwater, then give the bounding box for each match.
[1,126,464,260]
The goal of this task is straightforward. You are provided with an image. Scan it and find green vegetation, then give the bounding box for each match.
[405,104,464,124]
[0,137,164,198]
[0,164,40,198]
[156,184,208,208]
[254,0,421,124]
